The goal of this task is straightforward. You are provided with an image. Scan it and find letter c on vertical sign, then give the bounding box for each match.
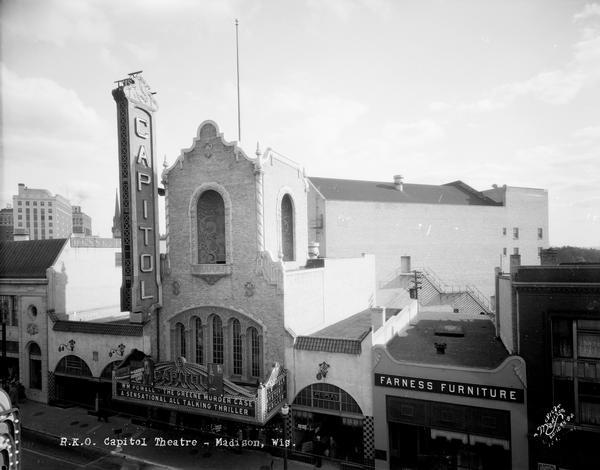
[135,117,149,139]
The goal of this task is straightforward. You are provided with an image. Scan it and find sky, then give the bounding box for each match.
[1,0,599,246]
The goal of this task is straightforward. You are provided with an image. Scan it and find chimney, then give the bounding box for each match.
[18,183,25,195]
[540,248,559,266]
[393,175,404,191]
[371,307,386,332]
[510,254,521,274]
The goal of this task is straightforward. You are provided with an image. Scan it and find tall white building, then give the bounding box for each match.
[12,184,72,240]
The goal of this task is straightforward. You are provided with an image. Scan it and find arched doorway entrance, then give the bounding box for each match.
[28,343,42,390]
[292,383,365,464]
[54,355,95,407]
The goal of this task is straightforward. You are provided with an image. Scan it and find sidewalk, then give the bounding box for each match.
[19,400,337,470]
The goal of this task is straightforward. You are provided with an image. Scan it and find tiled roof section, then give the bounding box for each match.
[310,308,380,340]
[0,239,68,278]
[53,320,144,336]
[386,313,509,369]
[309,177,502,206]
[295,337,362,355]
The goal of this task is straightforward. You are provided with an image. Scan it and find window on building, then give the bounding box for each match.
[48,209,52,213]
[0,296,18,326]
[538,228,543,240]
[17,201,21,206]
[552,319,573,358]
[249,327,260,377]
[40,202,44,206]
[48,202,52,206]
[503,247,507,256]
[579,381,600,426]
[17,208,21,213]
[29,343,42,390]
[49,216,52,220]
[197,190,226,264]
[194,318,203,365]
[513,227,519,239]
[33,201,37,206]
[17,215,22,220]
[502,227,507,236]
[553,378,575,413]
[232,319,242,375]
[281,194,295,261]
[513,247,519,255]
[212,316,223,364]
[25,201,29,206]
[577,319,600,359]
[175,322,186,358]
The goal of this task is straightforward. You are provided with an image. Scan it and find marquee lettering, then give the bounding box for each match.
[135,117,149,138]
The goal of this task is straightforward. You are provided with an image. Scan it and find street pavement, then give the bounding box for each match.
[18,400,337,469]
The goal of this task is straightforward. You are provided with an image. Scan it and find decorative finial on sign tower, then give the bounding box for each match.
[255,142,261,157]
[163,154,168,169]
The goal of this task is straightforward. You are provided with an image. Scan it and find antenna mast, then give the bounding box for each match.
[235,19,241,142]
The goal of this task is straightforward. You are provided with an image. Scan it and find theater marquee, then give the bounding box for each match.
[375,373,524,403]
[113,358,287,424]
[112,72,161,319]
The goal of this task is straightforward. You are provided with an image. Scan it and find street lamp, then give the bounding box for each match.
[281,403,290,470]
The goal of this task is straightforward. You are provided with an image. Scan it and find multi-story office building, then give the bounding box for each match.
[0,206,13,242]
[72,206,92,237]
[12,184,72,240]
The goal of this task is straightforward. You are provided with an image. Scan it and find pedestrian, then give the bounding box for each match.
[313,434,322,468]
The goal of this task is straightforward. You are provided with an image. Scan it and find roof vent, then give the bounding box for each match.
[393,175,404,191]
[434,325,464,337]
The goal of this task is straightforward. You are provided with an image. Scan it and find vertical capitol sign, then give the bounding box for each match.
[112,73,162,321]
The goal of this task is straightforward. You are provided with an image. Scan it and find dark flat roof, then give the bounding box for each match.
[514,265,600,283]
[309,177,501,206]
[386,312,509,369]
[0,239,68,278]
[53,320,144,336]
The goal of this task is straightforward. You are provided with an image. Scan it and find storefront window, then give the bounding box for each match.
[29,343,42,389]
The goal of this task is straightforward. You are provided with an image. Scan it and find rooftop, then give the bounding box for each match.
[294,308,392,355]
[309,177,502,206]
[0,239,68,278]
[386,311,509,369]
[513,264,600,283]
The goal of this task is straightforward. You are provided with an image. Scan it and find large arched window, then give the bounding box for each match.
[175,322,186,358]
[212,316,224,364]
[29,343,42,390]
[232,319,242,375]
[249,327,261,378]
[55,355,92,377]
[281,194,295,261]
[194,318,204,364]
[197,190,226,264]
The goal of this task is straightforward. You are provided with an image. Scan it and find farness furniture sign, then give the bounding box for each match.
[375,373,524,403]
[112,73,161,317]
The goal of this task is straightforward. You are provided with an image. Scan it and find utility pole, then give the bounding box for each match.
[410,270,422,300]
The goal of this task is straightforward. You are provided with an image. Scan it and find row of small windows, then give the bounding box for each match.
[502,247,545,257]
[502,227,543,240]
[196,190,295,264]
[17,201,53,207]
[174,316,261,378]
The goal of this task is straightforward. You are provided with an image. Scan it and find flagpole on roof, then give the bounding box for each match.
[235,19,241,143]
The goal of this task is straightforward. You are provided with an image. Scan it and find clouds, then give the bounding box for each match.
[1,0,112,47]
[430,3,600,113]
